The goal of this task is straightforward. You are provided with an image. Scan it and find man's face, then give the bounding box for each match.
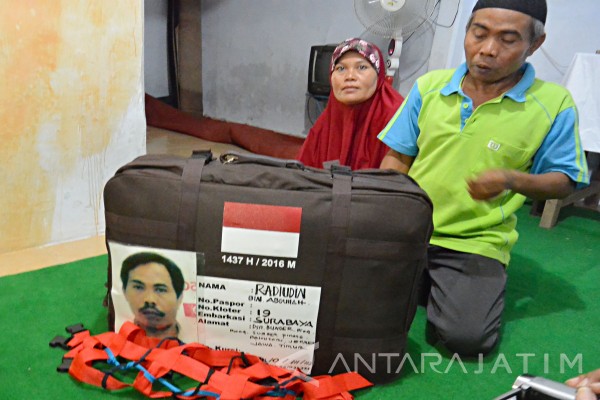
[464,8,544,85]
[331,51,378,106]
[124,262,181,335]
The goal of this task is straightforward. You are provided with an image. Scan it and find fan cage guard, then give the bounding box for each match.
[354,0,438,38]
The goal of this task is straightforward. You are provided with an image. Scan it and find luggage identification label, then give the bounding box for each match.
[196,275,321,373]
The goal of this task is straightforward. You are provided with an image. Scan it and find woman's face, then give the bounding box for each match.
[331,51,378,106]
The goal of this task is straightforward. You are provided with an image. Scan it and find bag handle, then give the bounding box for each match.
[220,151,305,170]
[176,150,213,250]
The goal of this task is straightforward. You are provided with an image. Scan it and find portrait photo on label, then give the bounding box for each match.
[109,241,199,342]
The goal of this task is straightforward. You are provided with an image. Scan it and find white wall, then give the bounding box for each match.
[200,1,448,136]
[144,0,600,137]
[0,1,145,255]
[201,0,364,137]
[529,0,600,84]
[428,0,476,70]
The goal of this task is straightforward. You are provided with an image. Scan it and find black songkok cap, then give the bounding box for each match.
[472,0,547,25]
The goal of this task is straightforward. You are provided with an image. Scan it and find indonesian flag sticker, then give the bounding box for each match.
[221,202,302,258]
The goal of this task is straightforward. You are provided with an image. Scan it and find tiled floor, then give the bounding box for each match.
[0,235,107,278]
[146,126,247,158]
[0,126,244,278]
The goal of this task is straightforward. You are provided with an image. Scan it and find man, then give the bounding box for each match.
[567,368,600,400]
[378,0,589,356]
[120,252,184,339]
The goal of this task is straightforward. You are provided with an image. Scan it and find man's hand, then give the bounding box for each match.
[467,170,513,200]
[467,169,575,201]
[566,369,600,400]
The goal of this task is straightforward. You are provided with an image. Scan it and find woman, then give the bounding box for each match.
[296,38,404,170]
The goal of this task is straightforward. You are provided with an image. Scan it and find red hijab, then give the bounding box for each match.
[296,38,404,170]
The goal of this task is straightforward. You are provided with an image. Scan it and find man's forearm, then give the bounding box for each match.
[506,170,576,200]
[380,150,414,174]
[467,170,576,201]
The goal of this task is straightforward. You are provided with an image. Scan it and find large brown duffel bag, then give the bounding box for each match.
[103,150,433,383]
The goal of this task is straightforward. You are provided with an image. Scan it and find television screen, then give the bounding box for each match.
[307,45,337,97]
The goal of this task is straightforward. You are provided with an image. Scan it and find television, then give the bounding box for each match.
[307,44,337,97]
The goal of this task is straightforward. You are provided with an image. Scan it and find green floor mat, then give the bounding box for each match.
[0,204,598,399]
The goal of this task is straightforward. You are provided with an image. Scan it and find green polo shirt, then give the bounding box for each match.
[378,63,589,264]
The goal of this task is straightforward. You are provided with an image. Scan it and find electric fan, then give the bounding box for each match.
[354,0,438,84]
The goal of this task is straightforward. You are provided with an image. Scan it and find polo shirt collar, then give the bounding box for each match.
[441,62,536,103]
